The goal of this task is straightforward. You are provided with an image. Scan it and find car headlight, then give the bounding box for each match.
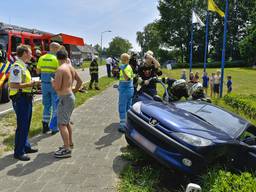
[132,101,142,114]
[173,132,212,147]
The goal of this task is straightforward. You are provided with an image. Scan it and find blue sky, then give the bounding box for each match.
[0,0,159,50]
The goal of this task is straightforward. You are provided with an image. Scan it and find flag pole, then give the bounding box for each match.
[203,10,209,72]
[189,13,194,72]
[220,0,229,98]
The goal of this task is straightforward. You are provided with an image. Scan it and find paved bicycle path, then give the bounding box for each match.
[0,85,128,192]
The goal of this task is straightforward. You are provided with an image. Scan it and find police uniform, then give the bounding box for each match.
[37,53,59,133]
[9,59,34,159]
[118,64,134,131]
[89,59,99,89]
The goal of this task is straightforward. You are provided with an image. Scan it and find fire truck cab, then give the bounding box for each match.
[0,24,84,103]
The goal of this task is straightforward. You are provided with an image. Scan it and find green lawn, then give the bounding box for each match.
[119,67,256,192]
[162,68,256,95]
[0,77,116,155]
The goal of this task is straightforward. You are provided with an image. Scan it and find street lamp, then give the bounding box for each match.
[100,30,112,64]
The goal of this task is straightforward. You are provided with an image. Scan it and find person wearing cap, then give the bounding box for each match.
[37,42,61,134]
[9,45,40,161]
[118,53,134,133]
[89,55,100,90]
[138,51,161,96]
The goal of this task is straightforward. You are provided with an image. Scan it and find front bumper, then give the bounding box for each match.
[125,110,207,174]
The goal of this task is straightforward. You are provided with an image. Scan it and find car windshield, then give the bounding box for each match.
[175,102,248,137]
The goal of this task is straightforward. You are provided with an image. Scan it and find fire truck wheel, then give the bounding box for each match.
[1,81,10,103]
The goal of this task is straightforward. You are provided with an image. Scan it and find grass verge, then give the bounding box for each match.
[118,98,256,192]
[118,147,188,192]
[119,67,256,192]
[0,76,116,155]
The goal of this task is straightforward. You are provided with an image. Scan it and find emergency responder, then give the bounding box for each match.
[138,51,162,96]
[129,52,139,96]
[9,45,40,161]
[35,49,42,62]
[118,53,134,133]
[37,42,61,134]
[89,55,100,90]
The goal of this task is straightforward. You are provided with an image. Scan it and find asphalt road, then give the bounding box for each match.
[0,65,107,116]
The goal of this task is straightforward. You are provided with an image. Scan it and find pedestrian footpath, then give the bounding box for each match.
[0,85,127,192]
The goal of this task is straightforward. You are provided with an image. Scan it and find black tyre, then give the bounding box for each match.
[1,81,10,103]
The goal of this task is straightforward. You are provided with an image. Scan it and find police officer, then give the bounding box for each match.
[37,42,60,134]
[9,45,40,161]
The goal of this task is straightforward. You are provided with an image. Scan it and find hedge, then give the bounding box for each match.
[223,94,256,119]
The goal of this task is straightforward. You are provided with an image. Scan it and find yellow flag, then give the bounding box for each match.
[208,0,225,17]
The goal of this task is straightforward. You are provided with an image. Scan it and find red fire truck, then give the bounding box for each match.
[0,23,84,103]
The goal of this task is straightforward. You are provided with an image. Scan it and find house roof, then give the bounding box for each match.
[77,44,98,54]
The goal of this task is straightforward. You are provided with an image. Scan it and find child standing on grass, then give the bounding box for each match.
[213,70,221,98]
[209,72,215,97]
[193,71,200,83]
[202,71,209,95]
[189,72,194,82]
[118,53,134,133]
[180,69,187,81]
[227,75,232,94]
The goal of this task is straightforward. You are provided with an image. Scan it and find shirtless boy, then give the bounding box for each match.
[52,50,82,158]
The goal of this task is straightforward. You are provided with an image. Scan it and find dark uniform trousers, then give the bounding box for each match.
[12,94,32,156]
[90,73,99,83]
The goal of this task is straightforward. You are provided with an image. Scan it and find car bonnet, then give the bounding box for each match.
[139,101,248,140]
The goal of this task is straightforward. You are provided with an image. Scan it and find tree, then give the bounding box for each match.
[158,0,205,63]
[136,22,161,56]
[157,0,256,63]
[106,37,132,57]
[93,44,102,55]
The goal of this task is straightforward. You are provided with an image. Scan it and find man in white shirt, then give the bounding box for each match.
[106,57,113,77]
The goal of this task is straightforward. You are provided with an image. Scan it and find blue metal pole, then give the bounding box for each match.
[189,22,194,72]
[203,11,209,72]
[220,0,229,98]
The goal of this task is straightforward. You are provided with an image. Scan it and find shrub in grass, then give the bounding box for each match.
[201,168,256,192]
[223,94,256,119]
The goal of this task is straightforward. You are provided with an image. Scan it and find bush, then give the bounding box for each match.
[201,168,256,192]
[223,94,256,120]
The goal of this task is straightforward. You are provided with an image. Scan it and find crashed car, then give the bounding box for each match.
[125,79,256,174]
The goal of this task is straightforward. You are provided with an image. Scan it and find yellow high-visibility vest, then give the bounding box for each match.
[9,60,32,96]
[37,53,59,73]
[119,64,133,81]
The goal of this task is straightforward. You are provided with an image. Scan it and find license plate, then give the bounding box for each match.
[131,130,157,153]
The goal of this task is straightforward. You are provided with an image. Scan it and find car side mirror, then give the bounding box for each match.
[153,95,163,102]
